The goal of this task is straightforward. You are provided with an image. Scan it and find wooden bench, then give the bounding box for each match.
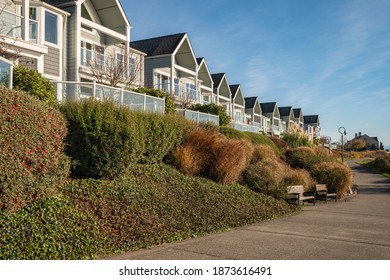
[287,185,316,206]
[315,184,337,203]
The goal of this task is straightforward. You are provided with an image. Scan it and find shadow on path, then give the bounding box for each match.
[347,160,390,195]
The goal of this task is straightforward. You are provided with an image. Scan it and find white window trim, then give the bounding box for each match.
[43,9,59,47]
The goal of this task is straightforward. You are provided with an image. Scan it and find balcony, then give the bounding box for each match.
[0,10,39,43]
[53,81,165,114]
[232,121,260,133]
[176,109,219,126]
[155,82,199,103]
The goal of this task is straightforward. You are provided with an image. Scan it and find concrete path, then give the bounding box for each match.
[106,160,390,260]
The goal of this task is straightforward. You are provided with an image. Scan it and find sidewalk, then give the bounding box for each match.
[105,160,390,260]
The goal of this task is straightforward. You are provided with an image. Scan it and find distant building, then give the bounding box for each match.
[348,132,380,150]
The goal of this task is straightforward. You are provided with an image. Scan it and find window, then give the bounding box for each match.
[45,11,58,44]
[80,41,93,66]
[129,57,135,76]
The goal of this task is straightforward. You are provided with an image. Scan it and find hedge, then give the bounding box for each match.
[60,99,193,178]
[0,86,68,212]
[12,66,56,106]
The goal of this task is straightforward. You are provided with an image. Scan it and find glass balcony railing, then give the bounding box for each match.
[0,10,38,43]
[176,109,219,126]
[231,121,260,133]
[53,81,165,114]
[155,82,199,102]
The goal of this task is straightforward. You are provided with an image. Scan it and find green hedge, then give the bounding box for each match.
[190,103,231,126]
[60,99,193,178]
[219,126,249,139]
[12,66,56,106]
[0,86,68,212]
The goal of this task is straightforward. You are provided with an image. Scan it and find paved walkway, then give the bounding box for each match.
[105,160,390,260]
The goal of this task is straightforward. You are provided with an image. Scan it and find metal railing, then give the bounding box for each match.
[155,82,199,103]
[0,10,38,43]
[53,81,165,114]
[231,121,260,133]
[176,109,219,126]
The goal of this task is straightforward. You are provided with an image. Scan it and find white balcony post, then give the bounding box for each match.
[197,111,200,124]
[92,80,96,99]
[120,88,124,106]
[22,0,30,41]
[143,93,147,111]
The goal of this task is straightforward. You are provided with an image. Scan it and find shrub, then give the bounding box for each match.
[171,127,248,184]
[219,126,249,139]
[12,66,56,106]
[190,103,231,126]
[171,128,222,176]
[132,87,175,114]
[0,86,68,212]
[368,155,390,174]
[59,164,295,255]
[310,162,352,196]
[243,132,280,155]
[282,132,313,148]
[269,136,288,154]
[240,138,255,166]
[211,139,248,184]
[251,144,276,164]
[241,159,286,199]
[0,196,104,259]
[281,168,316,191]
[61,99,192,179]
[285,147,330,171]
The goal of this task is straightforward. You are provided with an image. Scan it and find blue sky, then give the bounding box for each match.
[122,0,390,148]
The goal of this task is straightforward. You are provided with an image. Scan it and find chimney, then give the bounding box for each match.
[359,132,362,137]
[355,133,358,138]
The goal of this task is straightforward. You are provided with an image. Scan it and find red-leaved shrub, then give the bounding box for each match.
[0,86,68,211]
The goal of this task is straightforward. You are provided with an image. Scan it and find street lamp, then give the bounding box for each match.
[338,127,347,162]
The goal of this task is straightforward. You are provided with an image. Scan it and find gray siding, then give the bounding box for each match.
[144,56,171,88]
[64,6,76,81]
[44,46,60,77]
[81,29,103,45]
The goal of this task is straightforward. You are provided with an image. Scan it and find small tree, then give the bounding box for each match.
[190,103,231,126]
[87,47,143,88]
[350,139,366,151]
[380,142,384,150]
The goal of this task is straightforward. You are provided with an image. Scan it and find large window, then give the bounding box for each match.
[45,11,58,44]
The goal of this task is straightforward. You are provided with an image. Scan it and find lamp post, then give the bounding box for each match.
[338,127,347,162]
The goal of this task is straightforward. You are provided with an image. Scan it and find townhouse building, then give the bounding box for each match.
[1,1,320,136]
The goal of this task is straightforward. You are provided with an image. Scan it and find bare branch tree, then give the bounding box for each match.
[0,0,21,61]
[86,46,143,88]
